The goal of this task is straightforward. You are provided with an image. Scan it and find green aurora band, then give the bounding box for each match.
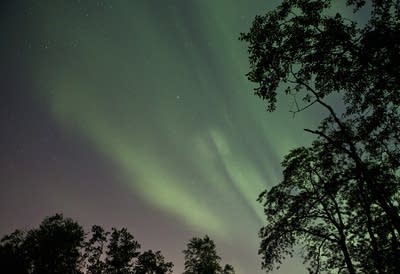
[13,0,358,272]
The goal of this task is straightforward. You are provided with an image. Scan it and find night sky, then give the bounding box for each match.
[0,1,354,273]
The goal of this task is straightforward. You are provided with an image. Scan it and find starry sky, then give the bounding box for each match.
[0,1,353,273]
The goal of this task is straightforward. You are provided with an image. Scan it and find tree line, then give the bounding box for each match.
[240,0,400,273]
[0,214,235,274]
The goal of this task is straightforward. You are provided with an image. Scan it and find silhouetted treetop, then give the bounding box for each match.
[135,250,174,274]
[1,215,235,274]
[105,227,140,274]
[0,229,30,274]
[25,214,85,274]
[0,214,174,274]
[242,0,400,273]
[240,0,399,113]
[182,235,235,274]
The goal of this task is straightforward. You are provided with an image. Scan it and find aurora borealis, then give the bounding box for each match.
[0,1,329,273]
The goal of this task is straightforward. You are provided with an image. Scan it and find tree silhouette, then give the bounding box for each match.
[0,214,174,274]
[26,214,85,274]
[0,214,86,274]
[84,225,109,274]
[258,143,358,273]
[134,250,174,274]
[0,230,30,274]
[241,0,400,273]
[105,228,140,274]
[221,264,235,274]
[182,235,235,274]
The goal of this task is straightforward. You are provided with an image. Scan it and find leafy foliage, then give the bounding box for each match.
[1,215,236,274]
[135,250,173,274]
[85,225,109,274]
[0,214,174,274]
[24,214,85,274]
[0,230,30,274]
[182,236,235,274]
[105,228,140,274]
[241,0,400,273]
[221,264,235,274]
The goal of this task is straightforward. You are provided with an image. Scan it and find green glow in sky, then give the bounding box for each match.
[24,1,322,273]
